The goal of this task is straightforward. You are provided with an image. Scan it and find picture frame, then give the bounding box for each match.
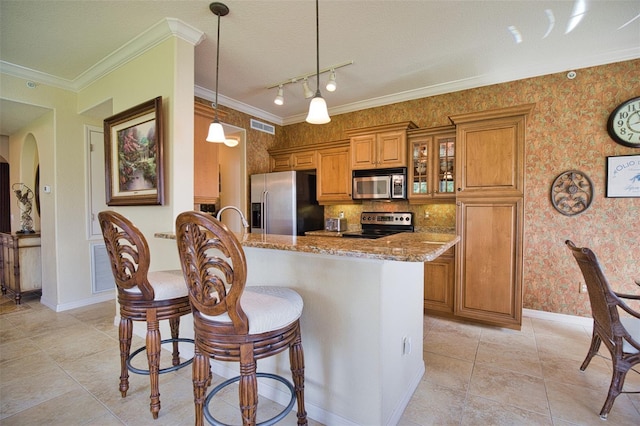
[606,154,640,198]
[104,96,164,205]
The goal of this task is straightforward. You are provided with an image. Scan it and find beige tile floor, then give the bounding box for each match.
[1,295,639,425]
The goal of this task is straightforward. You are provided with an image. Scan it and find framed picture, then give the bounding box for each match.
[104,96,164,205]
[606,155,640,198]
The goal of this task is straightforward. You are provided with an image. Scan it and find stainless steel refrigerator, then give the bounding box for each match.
[250,171,324,235]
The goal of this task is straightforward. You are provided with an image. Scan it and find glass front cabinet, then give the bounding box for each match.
[407,125,456,202]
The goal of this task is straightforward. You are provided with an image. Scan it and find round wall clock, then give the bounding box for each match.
[551,170,593,216]
[607,96,640,148]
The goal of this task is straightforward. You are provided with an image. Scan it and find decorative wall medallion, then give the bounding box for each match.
[551,170,593,216]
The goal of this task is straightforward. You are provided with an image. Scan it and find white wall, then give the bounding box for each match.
[1,22,203,310]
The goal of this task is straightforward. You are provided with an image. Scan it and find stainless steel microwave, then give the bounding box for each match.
[352,167,407,200]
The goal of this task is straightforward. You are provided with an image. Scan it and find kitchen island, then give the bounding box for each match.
[154,231,459,425]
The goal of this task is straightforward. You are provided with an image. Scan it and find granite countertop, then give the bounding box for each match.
[156,231,459,263]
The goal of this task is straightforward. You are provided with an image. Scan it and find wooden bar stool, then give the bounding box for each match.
[99,210,193,419]
[175,211,307,426]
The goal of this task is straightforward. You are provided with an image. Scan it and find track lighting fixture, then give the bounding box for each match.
[274,85,284,105]
[326,69,336,92]
[267,61,353,108]
[206,2,236,147]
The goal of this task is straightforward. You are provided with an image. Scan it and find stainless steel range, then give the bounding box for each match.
[341,212,414,239]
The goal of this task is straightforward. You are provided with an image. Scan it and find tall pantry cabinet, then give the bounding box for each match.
[449,104,535,330]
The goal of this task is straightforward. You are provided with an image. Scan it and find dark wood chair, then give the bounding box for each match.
[99,210,192,419]
[565,240,640,419]
[175,211,307,426]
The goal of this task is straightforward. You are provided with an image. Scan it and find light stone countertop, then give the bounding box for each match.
[155,231,459,263]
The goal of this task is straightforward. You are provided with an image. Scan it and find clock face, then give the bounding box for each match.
[607,96,640,148]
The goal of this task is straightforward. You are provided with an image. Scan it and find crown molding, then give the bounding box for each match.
[1,18,204,93]
[194,85,283,126]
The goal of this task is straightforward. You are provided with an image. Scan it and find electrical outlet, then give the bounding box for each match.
[424,210,430,219]
[579,283,588,293]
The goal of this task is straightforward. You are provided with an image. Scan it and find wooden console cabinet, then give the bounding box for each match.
[0,232,42,304]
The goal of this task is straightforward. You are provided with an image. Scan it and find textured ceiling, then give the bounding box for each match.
[1,0,639,135]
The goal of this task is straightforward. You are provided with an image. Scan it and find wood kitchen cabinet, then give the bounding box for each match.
[347,121,417,170]
[0,232,42,304]
[270,150,317,172]
[450,104,534,329]
[424,247,455,315]
[407,125,456,203]
[269,140,353,204]
[317,143,353,204]
[194,102,225,204]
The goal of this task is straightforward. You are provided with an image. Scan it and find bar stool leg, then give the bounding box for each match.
[239,344,258,425]
[193,350,209,426]
[170,317,181,366]
[146,312,161,419]
[118,317,132,397]
[290,327,307,425]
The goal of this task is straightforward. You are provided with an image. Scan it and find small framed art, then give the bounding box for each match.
[606,155,640,198]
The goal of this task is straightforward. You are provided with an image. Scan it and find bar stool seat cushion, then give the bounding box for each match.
[122,270,188,300]
[200,286,303,334]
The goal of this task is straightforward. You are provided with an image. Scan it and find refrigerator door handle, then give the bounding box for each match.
[262,190,268,233]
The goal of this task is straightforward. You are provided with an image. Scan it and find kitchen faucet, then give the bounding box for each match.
[216,205,250,231]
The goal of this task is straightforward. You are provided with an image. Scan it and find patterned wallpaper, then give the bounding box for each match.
[202,59,639,317]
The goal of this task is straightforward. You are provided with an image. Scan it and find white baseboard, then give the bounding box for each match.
[523,308,593,327]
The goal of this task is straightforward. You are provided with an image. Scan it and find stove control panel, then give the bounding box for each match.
[360,212,413,226]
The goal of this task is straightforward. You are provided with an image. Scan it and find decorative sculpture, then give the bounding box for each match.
[12,183,35,233]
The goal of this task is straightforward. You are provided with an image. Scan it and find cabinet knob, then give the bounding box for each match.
[457,187,461,191]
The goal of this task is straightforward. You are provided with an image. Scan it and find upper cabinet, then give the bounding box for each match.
[269,140,353,205]
[194,102,225,205]
[270,150,317,172]
[317,142,353,204]
[407,125,456,203]
[450,105,534,198]
[347,122,417,170]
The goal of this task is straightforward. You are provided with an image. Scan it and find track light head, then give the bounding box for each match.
[302,78,314,99]
[326,69,337,92]
[274,85,284,105]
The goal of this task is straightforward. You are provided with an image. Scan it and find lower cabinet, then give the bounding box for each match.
[454,198,523,329]
[0,232,42,304]
[424,247,455,315]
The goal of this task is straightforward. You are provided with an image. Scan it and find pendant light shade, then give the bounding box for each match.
[306,0,330,124]
[207,2,232,144]
[306,94,331,124]
[224,138,239,147]
[206,121,226,143]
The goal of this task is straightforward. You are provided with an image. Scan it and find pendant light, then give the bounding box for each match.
[206,2,236,147]
[305,0,330,124]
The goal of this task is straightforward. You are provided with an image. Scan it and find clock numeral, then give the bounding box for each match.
[618,111,629,119]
